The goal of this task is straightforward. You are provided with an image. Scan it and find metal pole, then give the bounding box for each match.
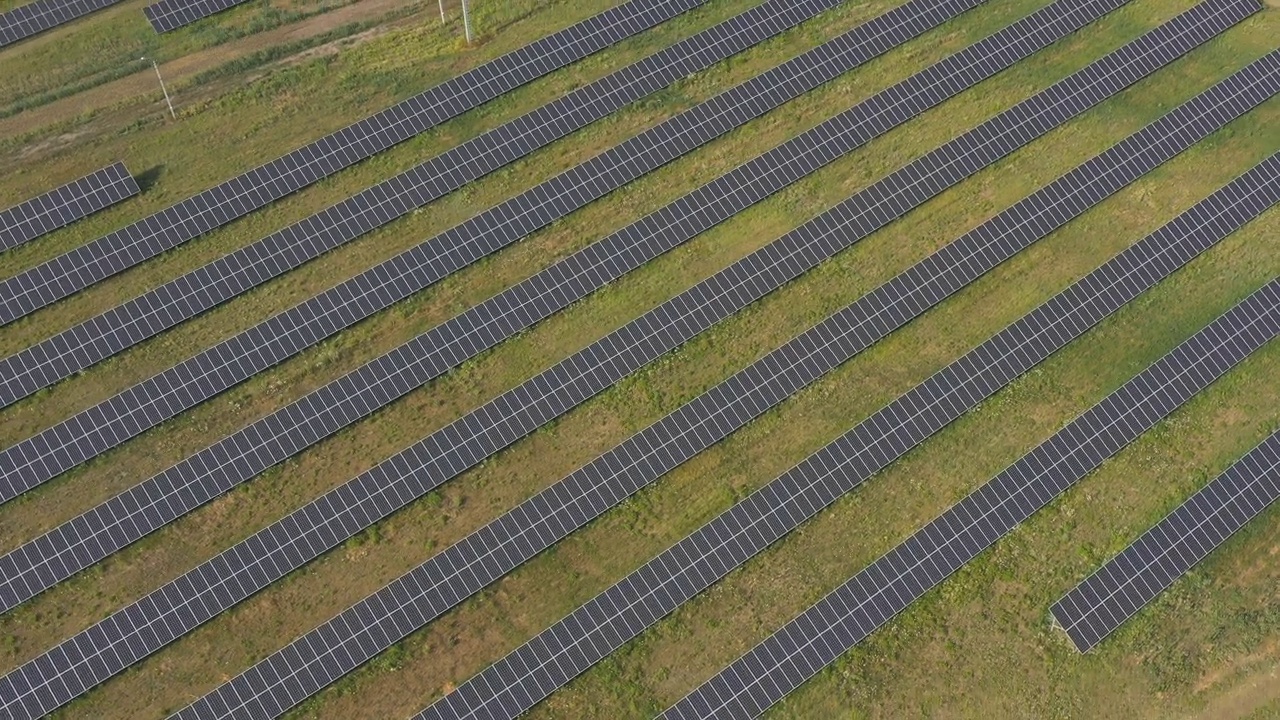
[437,0,445,24]
[144,57,176,119]
[460,0,472,44]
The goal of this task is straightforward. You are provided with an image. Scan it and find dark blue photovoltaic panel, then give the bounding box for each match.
[1052,427,1280,652]
[0,163,138,251]
[0,0,847,412]
[665,173,1280,720]
[145,0,250,33]
[0,0,703,325]
[0,0,1144,716]
[0,0,122,47]
[189,34,1278,720]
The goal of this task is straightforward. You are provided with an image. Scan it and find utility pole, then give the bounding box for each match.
[142,57,176,119]
[437,0,445,24]
[460,0,472,44]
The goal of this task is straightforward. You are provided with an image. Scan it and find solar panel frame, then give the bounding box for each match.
[0,0,859,409]
[0,0,1152,714]
[666,273,1280,720]
[0,0,123,46]
[1051,426,1280,652]
[186,38,1279,720]
[144,0,251,33]
[0,0,704,326]
[0,163,139,252]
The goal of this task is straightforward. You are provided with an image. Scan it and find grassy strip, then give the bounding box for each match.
[181,6,419,88]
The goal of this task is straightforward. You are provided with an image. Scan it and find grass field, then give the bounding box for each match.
[0,0,1277,717]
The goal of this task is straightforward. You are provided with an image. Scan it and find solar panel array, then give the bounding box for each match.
[144,0,252,33]
[0,0,122,47]
[0,0,1018,585]
[1051,427,1280,652]
[0,0,1129,618]
[668,274,1280,720]
[0,0,842,494]
[0,163,138,252]
[0,0,703,326]
[422,68,1272,720]
[0,0,1146,712]
[185,33,1276,720]
[0,0,850,412]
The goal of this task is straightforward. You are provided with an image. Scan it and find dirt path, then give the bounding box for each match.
[0,0,416,142]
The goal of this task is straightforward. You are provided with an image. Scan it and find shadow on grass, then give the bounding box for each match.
[134,164,165,193]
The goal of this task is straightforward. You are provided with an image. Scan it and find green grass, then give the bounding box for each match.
[0,0,1277,718]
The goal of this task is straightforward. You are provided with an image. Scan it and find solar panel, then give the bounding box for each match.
[0,0,703,326]
[0,0,1147,714]
[182,37,1279,720]
[0,0,851,411]
[0,163,138,252]
[0,0,123,47]
[412,19,1271,720]
[1051,427,1280,652]
[666,276,1280,720]
[0,0,1129,616]
[144,0,251,33]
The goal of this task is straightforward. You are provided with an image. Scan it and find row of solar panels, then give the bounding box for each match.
[2,0,1280,712]
[0,163,139,252]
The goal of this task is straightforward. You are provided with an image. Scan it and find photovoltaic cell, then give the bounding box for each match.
[0,163,138,252]
[414,21,1271,720]
[0,0,850,410]
[667,273,1280,720]
[1051,426,1280,652]
[0,0,1013,582]
[145,0,252,33]
[187,38,1277,720]
[0,0,1150,715]
[0,0,122,47]
[0,0,703,326]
